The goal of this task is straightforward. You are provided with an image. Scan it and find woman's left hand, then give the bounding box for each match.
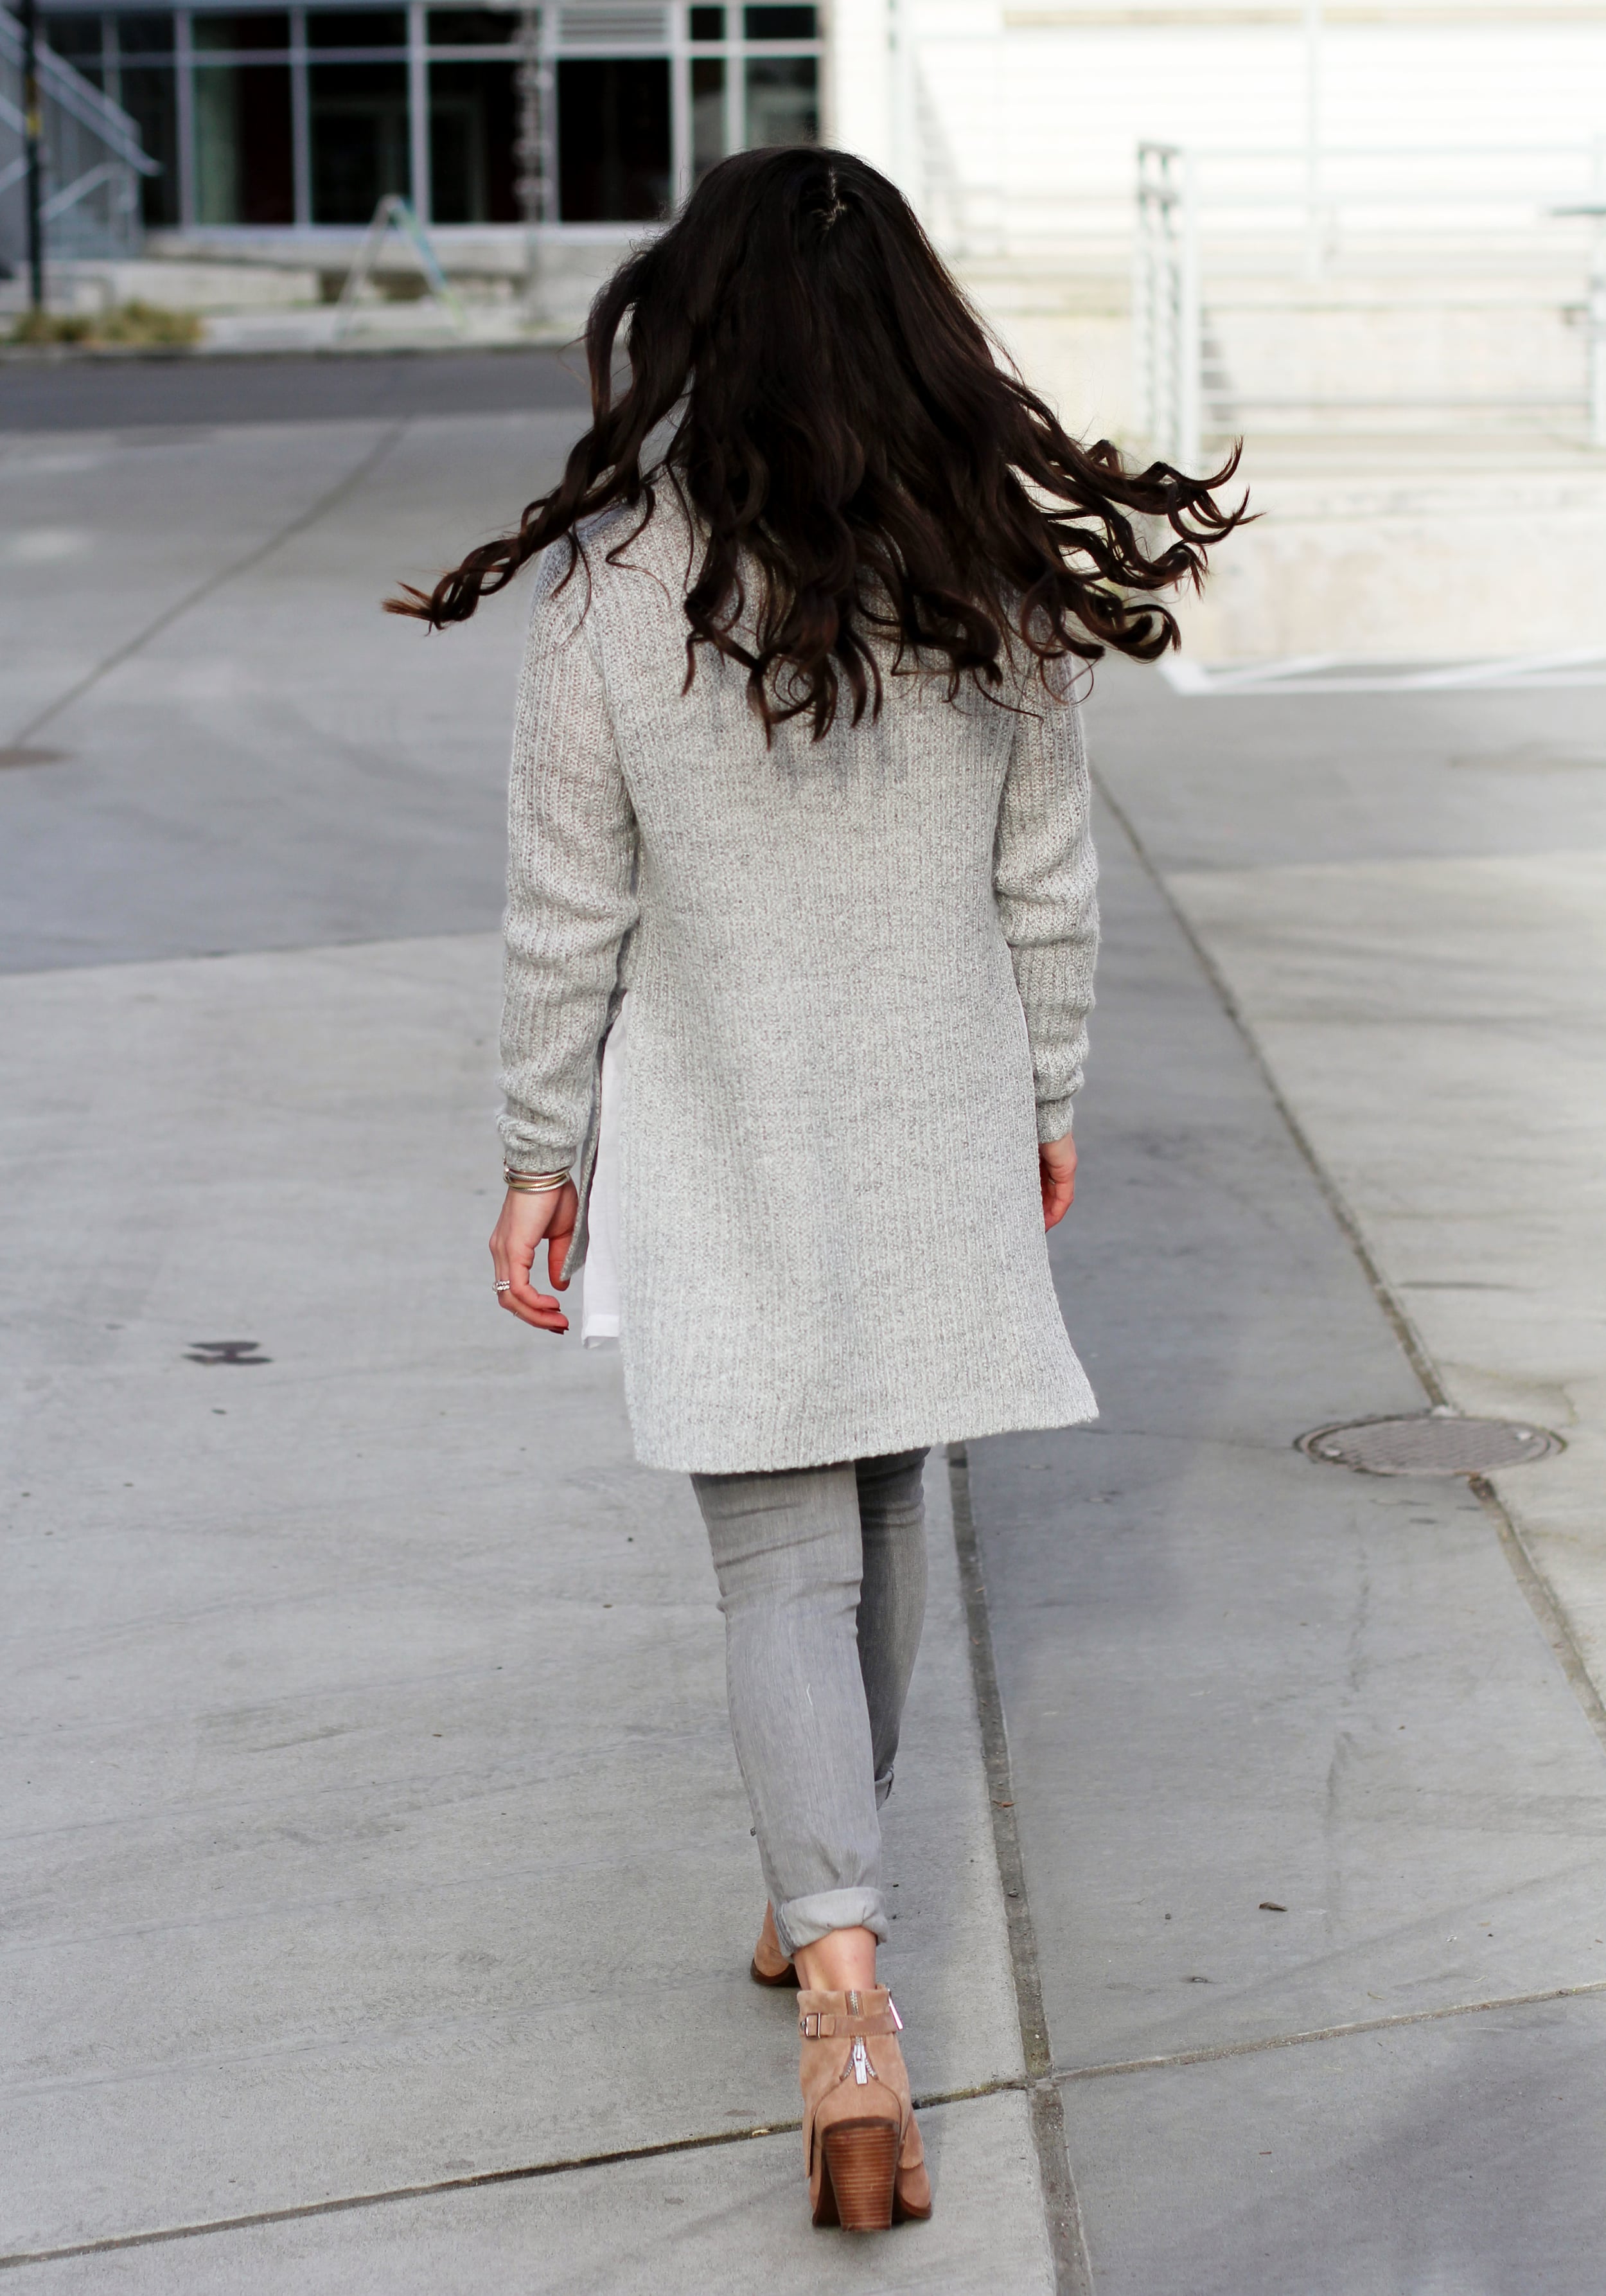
[490,1182,579,1333]
[1040,1132,1077,1230]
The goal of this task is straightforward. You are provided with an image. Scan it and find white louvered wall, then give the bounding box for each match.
[825,3,1606,652]
[844,1,1606,447]
[899,3,1606,254]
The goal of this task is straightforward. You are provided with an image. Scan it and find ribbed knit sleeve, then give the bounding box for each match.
[497,552,639,1175]
[993,668,1100,1143]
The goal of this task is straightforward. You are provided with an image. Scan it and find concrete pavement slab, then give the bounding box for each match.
[1082,658,1606,878]
[1166,849,1606,1698]
[0,2093,1051,2294]
[1061,1993,1606,2296]
[0,413,582,970]
[1080,655,1606,1707]
[0,421,398,748]
[967,821,1606,2085]
[0,934,1023,2258]
[957,656,1606,2284]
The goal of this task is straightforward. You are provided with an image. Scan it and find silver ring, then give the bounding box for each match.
[493,1280,511,1294]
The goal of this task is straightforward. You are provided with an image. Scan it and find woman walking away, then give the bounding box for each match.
[391,146,1244,2234]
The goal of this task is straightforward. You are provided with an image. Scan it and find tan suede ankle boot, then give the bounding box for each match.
[750,1902,799,1988]
[797,1988,932,2229]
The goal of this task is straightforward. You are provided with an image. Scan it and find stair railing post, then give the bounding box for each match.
[1135,142,1185,461]
[1593,140,1606,451]
[1133,145,1154,451]
[1178,147,1202,470]
[1590,213,1606,451]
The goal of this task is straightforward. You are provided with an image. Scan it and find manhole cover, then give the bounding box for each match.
[1297,1413,1562,1477]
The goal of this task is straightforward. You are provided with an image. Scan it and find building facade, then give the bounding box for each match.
[17,0,1605,268]
[33,0,822,233]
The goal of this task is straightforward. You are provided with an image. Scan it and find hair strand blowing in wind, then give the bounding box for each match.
[387,147,1249,738]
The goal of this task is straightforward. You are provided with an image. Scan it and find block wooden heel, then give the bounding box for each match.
[817,2118,899,2229]
[797,1987,931,2232]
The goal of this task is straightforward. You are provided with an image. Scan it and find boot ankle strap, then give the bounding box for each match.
[799,1999,904,2040]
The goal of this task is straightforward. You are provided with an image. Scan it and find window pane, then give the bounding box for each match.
[691,55,722,182]
[745,53,813,146]
[40,14,104,77]
[688,6,723,40]
[195,60,295,220]
[743,6,813,37]
[307,11,407,46]
[118,13,177,53]
[193,13,290,49]
[120,62,180,222]
[427,8,518,44]
[310,61,409,218]
[556,57,668,222]
[430,59,518,221]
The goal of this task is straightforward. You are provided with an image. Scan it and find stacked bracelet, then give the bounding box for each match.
[503,1165,572,1195]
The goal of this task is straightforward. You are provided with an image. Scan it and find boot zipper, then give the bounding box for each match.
[851,2037,872,2085]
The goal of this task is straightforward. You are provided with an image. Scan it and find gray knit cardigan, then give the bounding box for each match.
[499,500,1099,1473]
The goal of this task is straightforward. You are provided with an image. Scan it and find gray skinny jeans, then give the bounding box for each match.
[691,1448,930,1959]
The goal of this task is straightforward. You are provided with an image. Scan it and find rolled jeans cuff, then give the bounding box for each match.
[775,1887,890,1957]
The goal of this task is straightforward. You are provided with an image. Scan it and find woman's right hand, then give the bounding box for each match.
[1040,1133,1077,1230]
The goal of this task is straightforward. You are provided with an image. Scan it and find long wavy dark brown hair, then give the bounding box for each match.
[387,146,1246,736]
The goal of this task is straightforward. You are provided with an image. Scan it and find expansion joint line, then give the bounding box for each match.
[949,1442,1097,2296]
[1054,1975,1606,2085]
[0,2079,1023,2272]
[14,423,408,752]
[1090,765,1606,1764]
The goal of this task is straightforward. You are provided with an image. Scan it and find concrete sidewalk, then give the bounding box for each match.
[969,781,1606,2293]
[0,934,1046,2290]
[3,373,1605,2290]
[0,396,1052,2286]
[967,655,1606,2289]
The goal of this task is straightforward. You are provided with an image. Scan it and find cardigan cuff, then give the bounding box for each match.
[498,1112,578,1175]
[1036,1096,1076,1146]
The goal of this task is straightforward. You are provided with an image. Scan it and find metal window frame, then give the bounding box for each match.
[289,4,309,219]
[173,5,194,223]
[405,0,427,215]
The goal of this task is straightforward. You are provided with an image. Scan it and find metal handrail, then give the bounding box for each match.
[1134,143,1201,465]
[1,4,157,269]
[1134,139,1606,458]
[42,156,130,218]
[0,10,155,172]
